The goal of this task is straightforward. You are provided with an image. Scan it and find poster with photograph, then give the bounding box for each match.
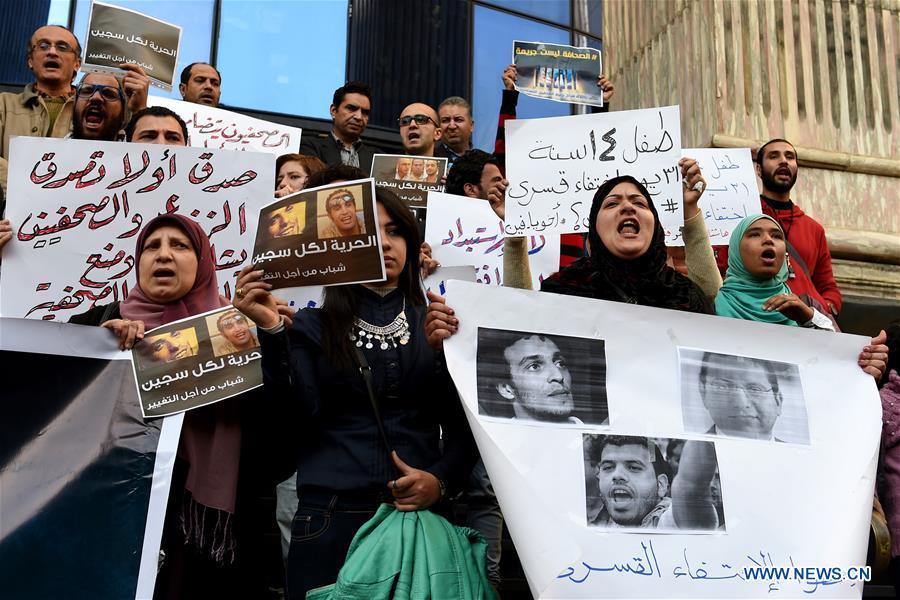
[251,178,384,289]
[83,1,181,91]
[679,348,810,445]
[371,153,447,209]
[583,434,724,532]
[513,40,603,107]
[443,280,879,598]
[476,327,607,426]
[131,306,263,418]
[147,96,302,153]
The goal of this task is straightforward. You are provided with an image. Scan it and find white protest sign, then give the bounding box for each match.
[684,148,761,245]
[1,137,274,322]
[425,191,560,289]
[147,96,302,154]
[423,265,476,297]
[505,105,684,245]
[444,280,878,598]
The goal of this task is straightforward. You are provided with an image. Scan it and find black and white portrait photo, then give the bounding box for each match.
[583,434,725,532]
[679,348,810,445]
[476,327,607,426]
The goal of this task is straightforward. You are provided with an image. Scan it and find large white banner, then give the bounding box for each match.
[148,96,302,154]
[425,191,561,289]
[505,106,684,244]
[1,137,274,321]
[684,148,762,245]
[443,281,878,598]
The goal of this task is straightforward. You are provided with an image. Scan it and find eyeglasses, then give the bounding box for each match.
[327,195,356,211]
[398,114,437,127]
[220,314,247,329]
[32,40,76,54]
[706,378,773,397]
[76,84,123,102]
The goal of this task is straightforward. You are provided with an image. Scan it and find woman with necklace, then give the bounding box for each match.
[232,188,476,598]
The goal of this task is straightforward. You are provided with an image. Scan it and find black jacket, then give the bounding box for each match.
[299,132,381,173]
[260,287,476,495]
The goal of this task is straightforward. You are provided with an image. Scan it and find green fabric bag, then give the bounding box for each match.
[306,504,496,600]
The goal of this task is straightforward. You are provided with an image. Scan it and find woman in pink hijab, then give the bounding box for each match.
[70,214,291,597]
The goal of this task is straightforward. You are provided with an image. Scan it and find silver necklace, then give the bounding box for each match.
[350,299,410,350]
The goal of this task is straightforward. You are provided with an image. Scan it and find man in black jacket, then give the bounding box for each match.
[300,81,380,173]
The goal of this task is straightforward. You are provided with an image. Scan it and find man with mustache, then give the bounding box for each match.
[0,26,144,191]
[300,82,380,172]
[1,25,81,194]
[590,435,719,530]
[715,138,842,316]
[178,62,221,107]
[435,96,474,168]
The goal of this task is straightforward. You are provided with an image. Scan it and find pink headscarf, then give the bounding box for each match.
[120,213,226,328]
[122,215,240,556]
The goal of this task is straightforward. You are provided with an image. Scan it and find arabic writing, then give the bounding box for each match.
[3,138,273,321]
[148,96,302,153]
[555,541,863,595]
[425,192,560,290]
[254,235,376,266]
[505,106,684,244]
[683,148,762,243]
[141,351,260,392]
[90,30,178,58]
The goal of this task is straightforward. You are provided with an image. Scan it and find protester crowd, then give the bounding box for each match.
[1,23,897,599]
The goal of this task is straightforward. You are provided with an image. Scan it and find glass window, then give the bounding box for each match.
[472,6,570,152]
[216,1,347,119]
[587,2,602,35]
[73,0,214,99]
[485,0,570,26]
[48,0,72,26]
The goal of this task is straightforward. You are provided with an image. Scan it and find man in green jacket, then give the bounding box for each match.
[0,25,81,194]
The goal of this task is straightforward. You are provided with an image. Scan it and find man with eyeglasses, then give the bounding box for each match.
[398,103,442,157]
[300,81,380,172]
[319,188,365,238]
[1,25,80,194]
[696,351,787,442]
[1,26,150,192]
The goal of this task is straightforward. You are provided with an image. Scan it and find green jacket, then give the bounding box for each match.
[0,84,75,194]
[307,504,496,600]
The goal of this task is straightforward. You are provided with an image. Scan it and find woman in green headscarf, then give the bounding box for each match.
[715,214,835,329]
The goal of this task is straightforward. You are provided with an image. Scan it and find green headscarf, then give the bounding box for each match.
[714,214,798,326]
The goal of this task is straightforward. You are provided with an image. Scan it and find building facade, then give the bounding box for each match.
[604,0,900,307]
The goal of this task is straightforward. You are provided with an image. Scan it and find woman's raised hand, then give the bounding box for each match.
[679,157,707,219]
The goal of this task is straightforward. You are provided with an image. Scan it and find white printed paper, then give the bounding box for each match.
[425,191,560,289]
[505,106,684,244]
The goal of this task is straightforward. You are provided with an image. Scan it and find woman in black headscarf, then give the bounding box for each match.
[539,174,713,314]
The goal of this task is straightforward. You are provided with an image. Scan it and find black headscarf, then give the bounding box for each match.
[541,175,714,314]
